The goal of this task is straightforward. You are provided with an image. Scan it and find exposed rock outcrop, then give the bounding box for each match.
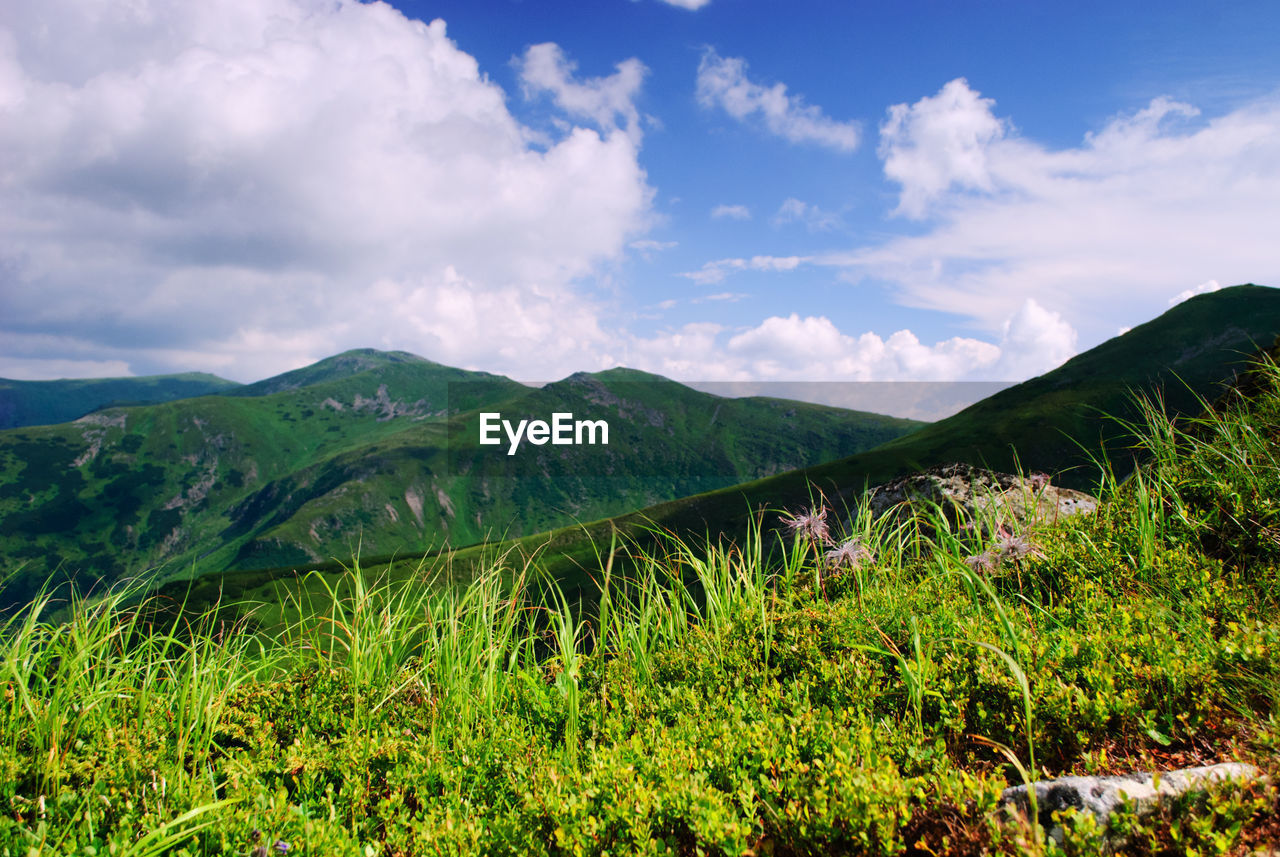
[1002,763,1263,848]
[863,462,1097,532]
[71,411,128,467]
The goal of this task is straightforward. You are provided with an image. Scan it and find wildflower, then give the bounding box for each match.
[964,551,997,573]
[275,841,291,854]
[966,526,1042,573]
[993,526,1042,561]
[782,506,832,545]
[824,539,874,570]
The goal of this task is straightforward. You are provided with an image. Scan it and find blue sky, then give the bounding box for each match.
[2,0,1279,399]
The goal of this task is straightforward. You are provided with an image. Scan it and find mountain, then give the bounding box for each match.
[223,348,472,398]
[0,351,921,610]
[0,373,240,430]
[432,283,1280,590]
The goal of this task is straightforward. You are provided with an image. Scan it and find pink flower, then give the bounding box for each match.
[782,507,832,545]
[824,539,874,570]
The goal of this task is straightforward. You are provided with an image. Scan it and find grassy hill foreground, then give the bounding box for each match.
[5,352,1280,853]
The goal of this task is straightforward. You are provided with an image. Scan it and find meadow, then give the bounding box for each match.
[4,357,1280,855]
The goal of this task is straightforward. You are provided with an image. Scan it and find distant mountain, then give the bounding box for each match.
[223,348,488,398]
[433,283,1280,591]
[0,373,240,430]
[0,351,921,610]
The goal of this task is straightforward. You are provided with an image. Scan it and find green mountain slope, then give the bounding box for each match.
[0,353,920,610]
[0,373,240,430]
[217,368,920,570]
[445,283,1280,589]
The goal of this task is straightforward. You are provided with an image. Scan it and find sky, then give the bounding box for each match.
[2,0,1279,401]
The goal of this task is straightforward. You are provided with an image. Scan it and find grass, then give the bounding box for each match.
[5,358,1280,854]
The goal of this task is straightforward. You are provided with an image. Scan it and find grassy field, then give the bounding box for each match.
[5,356,1280,854]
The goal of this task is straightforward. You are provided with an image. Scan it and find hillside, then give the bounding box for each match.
[0,352,920,610]
[0,372,239,430]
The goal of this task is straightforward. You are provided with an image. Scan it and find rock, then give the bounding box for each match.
[862,462,1097,533]
[1002,762,1263,847]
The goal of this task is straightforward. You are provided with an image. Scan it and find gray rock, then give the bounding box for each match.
[863,462,1096,533]
[1002,762,1262,846]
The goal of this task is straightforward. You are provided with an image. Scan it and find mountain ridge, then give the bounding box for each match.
[0,372,241,430]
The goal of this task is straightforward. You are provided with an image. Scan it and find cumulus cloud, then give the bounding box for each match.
[516,42,647,141]
[617,297,1075,390]
[723,315,1001,381]
[879,77,1009,218]
[696,49,860,151]
[711,203,752,220]
[619,292,1073,392]
[994,299,1078,378]
[842,79,1280,346]
[0,0,654,381]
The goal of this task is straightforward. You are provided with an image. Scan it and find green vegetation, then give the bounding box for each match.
[6,351,1280,855]
[0,373,239,431]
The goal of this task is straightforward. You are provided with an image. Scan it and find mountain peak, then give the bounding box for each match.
[229,349,435,397]
[556,367,677,386]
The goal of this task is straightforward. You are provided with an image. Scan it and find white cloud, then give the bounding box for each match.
[617,299,1073,388]
[0,0,654,382]
[696,49,860,151]
[711,203,752,220]
[839,80,1280,347]
[994,299,1078,378]
[516,42,647,142]
[879,77,1009,218]
[724,315,1001,381]
[1169,279,1222,306]
[621,317,989,383]
[681,255,808,285]
[772,197,842,231]
[657,0,713,8]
